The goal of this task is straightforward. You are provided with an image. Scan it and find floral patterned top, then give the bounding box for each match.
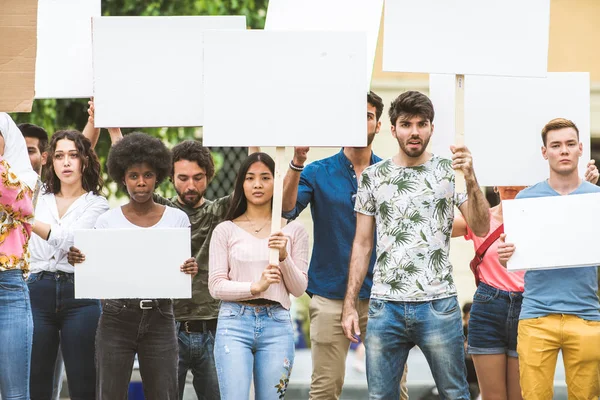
[355,156,467,301]
[0,157,34,272]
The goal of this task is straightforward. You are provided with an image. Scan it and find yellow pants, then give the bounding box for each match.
[518,314,600,400]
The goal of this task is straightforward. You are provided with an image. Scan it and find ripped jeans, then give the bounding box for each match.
[214,302,295,400]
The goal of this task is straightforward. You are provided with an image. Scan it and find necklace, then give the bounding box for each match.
[244,213,271,234]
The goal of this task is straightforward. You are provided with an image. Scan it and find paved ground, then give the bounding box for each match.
[60,347,570,399]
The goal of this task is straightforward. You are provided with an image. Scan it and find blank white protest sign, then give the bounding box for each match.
[428,73,590,186]
[35,0,100,98]
[92,16,246,128]
[503,193,600,271]
[265,0,383,91]
[383,0,550,77]
[74,228,191,299]
[202,30,366,147]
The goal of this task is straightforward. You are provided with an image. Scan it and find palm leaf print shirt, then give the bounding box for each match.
[355,156,467,301]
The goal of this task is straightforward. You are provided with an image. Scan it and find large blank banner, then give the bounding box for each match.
[0,0,37,112]
[74,228,192,299]
[384,0,550,77]
[203,30,366,147]
[35,0,100,99]
[429,73,590,186]
[503,193,600,271]
[92,16,246,128]
[265,0,383,90]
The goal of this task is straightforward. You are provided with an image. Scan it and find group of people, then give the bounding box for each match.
[0,88,598,400]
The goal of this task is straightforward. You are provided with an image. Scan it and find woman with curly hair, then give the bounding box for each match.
[28,130,109,400]
[71,132,197,399]
[208,152,309,400]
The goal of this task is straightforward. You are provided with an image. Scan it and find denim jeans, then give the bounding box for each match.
[214,302,295,400]
[28,271,100,400]
[177,322,220,400]
[365,296,470,400]
[95,299,178,400]
[0,270,33,400]
[468,282,522,357]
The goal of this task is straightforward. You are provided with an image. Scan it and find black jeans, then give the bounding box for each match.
[28,271,100,400]
[95,299,178,400]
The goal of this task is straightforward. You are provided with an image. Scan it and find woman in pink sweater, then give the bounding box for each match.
[209,152,308,400]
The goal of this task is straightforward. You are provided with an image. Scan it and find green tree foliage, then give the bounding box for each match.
[11,0,267,199]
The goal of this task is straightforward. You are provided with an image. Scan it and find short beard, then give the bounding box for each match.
[352,130,377,149]
[398,136,431,158]
[176,189,203,207]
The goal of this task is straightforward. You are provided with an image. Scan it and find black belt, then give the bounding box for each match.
[179,319,218,333]
[113,299,172,310]
[238,299,280,306]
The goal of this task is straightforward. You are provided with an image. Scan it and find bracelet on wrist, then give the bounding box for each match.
[289,160,304,172]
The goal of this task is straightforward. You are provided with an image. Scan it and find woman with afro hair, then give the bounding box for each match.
[71,132,198,399]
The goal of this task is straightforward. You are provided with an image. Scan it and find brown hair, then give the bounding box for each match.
[388,91,435,126]
[44,130,103,195]
[541,118,579,146]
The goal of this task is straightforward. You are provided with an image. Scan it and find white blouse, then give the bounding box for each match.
[29,192,109,273]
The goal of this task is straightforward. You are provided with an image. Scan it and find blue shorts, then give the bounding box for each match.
[467,282,523,358]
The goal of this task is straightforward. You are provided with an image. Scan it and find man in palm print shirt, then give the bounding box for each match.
[342,91,490,399]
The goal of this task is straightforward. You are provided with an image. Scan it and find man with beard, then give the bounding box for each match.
[342,91,490,399]
[282,91,408,400]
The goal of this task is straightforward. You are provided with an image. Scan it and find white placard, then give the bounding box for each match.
[265,0,383,90]
[503,193,600,271]
[74,228,192,299]
[383,0,550,77]
[35,0,100,99]
[203,30,366,147]
[92,16,246,128]
[429,73,590,186]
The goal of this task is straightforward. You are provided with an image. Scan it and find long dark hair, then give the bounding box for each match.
[225,152,275,221]
[44,130,103,195]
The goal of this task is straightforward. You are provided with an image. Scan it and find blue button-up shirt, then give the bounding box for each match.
[283,149,381,300]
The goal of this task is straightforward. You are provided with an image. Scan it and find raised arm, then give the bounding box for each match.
[282,147,309,214]
[451,215,468,238]
[82,98,101,149]
[341,212,375,343]
[452,145,490,237]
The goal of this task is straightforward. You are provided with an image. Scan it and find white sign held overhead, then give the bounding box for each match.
[429,72,590,186]
[265,0,383,90]
[35,0,100,99]
[384,0,550,77]
[202,30,366,147]
[503,193,600,271]
[92,16,246,128]
[74,228,192,299]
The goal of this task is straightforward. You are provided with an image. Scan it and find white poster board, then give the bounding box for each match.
[265,0,383,90]
[35,0,100,99]
[429,73,590,186]
[74,228,192,299]
[383,0,550,77]
[202,30,366,147]
[503,193,600,271]
[92,16,246,128]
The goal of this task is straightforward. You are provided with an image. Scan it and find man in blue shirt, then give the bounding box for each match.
[282,91,408,400]
[499,118,600,400]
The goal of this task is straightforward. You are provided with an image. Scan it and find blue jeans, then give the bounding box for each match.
[28,271,100,400]
[177,321,220,400]
[0,270,33,400]
[365,296,470,400]
[214,302,295,400]
[468,282,522,358]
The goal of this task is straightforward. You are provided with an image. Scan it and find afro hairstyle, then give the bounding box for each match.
[107,132,172,192]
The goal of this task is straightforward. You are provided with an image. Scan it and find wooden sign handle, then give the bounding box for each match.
[455,74,466,193]
[269,146,286,265]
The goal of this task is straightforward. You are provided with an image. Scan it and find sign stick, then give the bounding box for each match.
[454,74,466,193]
[269,146,286,265]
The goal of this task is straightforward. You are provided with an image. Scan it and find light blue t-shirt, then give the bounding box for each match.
[517,180,600,321]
